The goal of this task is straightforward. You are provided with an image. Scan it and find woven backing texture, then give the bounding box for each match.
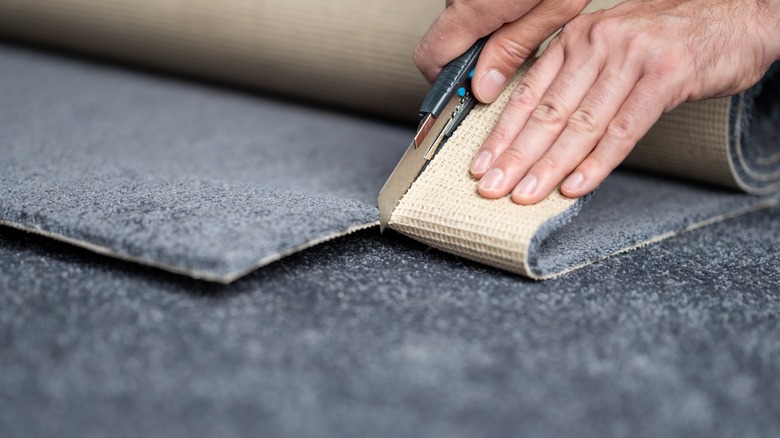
[625,98,736,189]
[0,0,777,280]
[0,0,440,121]
[0,0,752,190]
[389,63,779,277]
[390,69,580,276]
[386,0,777,277]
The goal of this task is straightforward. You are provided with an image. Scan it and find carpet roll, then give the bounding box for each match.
[389,63,780,279]
[0,0,778,280]
[0,0,439,120]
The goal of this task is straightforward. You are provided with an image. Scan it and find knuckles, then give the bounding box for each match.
[538,156,561,173]
[491,37,535,68]
[580,154,610,177]
[530,102,565,127]
[560,11,692,81]
[585,16,620,47]
[605,118,635,147]
[507,84,538,109]
[498,147,530,168]
[568,109,600,136]
[484,126,515,150]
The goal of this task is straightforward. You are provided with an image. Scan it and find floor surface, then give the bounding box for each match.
[1,205,779,437]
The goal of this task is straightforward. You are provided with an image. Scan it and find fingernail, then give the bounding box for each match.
[562,171,584,192]
[479,168,504,192]
[514,174,537,197]
[477,69,507,103]
[471,151,492,175]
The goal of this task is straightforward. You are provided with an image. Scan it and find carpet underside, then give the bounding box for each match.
[0,0,778,281]
[0,44,778,282]
[389,64,780,279]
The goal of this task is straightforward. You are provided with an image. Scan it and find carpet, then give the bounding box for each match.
[1,43,778,282]
[0,43,406,281]
[1,202,779,437]
[1,0,780,280]
[390,63,780,278]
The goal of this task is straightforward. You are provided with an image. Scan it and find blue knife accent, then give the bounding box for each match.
[417,37,488,121]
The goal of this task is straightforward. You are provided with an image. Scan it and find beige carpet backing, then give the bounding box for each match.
[388,67,778,278]
[1,0,777,279]
[0,0,440,120]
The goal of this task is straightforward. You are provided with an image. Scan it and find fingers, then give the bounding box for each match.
[511,61,641,204]
[470,39,565,180]
[461,1,715,206]
[414,1,519,83]
[560,76,667,198]
[472,0,588,103]
[473,39,607,200]
[414,0,587,84]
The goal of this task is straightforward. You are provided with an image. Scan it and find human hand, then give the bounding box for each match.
[469,0,780,204]
[414,0,590,103]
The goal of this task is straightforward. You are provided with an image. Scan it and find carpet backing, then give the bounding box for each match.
[0,0,440,121]
[389,63,780,278]
[0,0,778,281]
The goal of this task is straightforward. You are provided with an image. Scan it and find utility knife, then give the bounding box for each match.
[378,37,488,231]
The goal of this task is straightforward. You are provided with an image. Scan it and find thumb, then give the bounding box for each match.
[473,0,586,103]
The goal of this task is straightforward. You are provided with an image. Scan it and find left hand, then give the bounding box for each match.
[469,0,780,204]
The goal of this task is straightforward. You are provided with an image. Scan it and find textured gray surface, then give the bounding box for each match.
[2,41,780,438]
[0,167,376,280]
[1,206,779,438]
[736,61,780,187]
[1,42,778,281]
[534,171,776,275]
[0,43,406,280]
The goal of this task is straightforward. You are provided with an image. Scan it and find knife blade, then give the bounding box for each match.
[378,37,488,231]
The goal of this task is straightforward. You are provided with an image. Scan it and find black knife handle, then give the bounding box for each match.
[418,37,488,120]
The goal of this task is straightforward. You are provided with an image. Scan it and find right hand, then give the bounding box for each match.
[414,0,590,103]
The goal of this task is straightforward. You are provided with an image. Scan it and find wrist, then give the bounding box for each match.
[757,0,780,65]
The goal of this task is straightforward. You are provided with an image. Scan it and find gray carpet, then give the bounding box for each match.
[2,43,780,436]
[0,42,777,281]
[0,42,406,280]
[1,205,779,438]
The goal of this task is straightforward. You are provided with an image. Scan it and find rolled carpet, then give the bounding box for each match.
[389,63,780,279]
[0,0,778,281]
[0,0,439,121]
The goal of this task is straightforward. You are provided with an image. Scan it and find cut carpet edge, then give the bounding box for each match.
[219,221,379,284]
[2,195,775,284]
[0,219,378,284]
[529,195,780,281]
